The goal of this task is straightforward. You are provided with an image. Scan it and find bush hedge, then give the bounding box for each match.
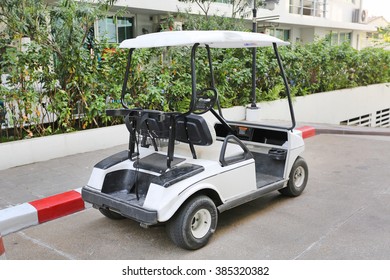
[0,0,389,141]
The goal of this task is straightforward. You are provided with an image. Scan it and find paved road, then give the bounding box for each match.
[2,133,390,259]
[0,144,127,209]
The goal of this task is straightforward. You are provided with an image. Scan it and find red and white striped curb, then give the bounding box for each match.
[0,188,86,237]
[0,126,315,239]
[0,235,6,260]
[296,126,316,139]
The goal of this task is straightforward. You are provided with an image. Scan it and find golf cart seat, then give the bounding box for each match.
[169,115,251,165]
[175,114,214,146]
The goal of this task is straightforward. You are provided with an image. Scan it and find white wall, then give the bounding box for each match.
[0,125,128,171]
[135,14,154,35]
[300,27,315,42]
[328,0,360,22]
[255,83,390,125]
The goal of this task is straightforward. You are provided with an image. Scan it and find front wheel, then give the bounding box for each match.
[279,156,308,197]
[166,195,218,250]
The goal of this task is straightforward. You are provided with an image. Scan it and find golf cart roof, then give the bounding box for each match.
[119,30,289,49]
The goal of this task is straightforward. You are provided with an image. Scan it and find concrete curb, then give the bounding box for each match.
[0,126,316,238]
[315,126,390,136]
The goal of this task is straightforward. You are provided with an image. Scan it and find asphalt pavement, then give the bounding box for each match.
[1,127,390,259]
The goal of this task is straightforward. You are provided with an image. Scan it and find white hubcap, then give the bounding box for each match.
[293,166,305,188]
[191,209,211,239]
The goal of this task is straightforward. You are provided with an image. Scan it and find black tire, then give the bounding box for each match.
[166,195,218,250]
[99,207,125,220]
[279,156,308,197]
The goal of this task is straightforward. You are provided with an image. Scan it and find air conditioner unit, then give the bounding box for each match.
[359,9,368,23]
[353,9,368,23]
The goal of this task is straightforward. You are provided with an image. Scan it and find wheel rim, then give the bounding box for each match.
[293,166,305,188]
[191,209,212,239]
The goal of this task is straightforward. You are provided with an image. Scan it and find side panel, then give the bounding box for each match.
[202,161,257,200]
[284,130,305,178]
[152,160,257,222]
[87,160,135,190]
[86,147,156,190]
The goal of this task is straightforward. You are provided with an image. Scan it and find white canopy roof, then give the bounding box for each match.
[119,30,289,49]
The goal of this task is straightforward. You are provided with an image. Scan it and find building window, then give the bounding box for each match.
[339,32,352,44]
[98,16,134,43]
[269,29,291,41]
[330,31,352,45]
[289,0,327,18]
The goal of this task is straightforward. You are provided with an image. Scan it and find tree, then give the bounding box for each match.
[178,0,263,18]
[231,0,264,18]
[377,24,390,48]
[0,0,121,139]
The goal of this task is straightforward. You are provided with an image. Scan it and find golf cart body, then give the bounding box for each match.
[82,30,308,250]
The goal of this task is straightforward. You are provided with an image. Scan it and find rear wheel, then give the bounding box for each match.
[99,207,125,220]
[279,156,308,197]
[166,195,218,250]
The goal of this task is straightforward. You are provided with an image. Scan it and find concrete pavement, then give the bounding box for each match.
[1,125,390,259]
[0,125,314,236]
[0,144,127,209]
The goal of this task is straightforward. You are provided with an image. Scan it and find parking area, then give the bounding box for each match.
[1,133,390,259]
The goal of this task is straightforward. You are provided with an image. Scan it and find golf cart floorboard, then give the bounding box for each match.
[256,174,283,188]
[252,152,285,188]
[107,190,145,204]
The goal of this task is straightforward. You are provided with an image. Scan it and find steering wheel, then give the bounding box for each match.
[193,87,218,114]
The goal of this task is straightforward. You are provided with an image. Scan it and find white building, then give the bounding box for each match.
[260,0,376,49]
[95,0,376,49]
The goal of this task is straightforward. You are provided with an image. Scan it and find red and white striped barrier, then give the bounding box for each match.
[0,188,86,236]
[0,235,6,260]
[296,126,316,139]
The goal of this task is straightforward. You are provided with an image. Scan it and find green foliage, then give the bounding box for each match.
[1,1,389,142]
[122,38,389,112]
[177,0,264,18]
[0,0,123,140]
[375,24,390,48]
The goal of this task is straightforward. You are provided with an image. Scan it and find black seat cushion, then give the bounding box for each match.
[175,114,213,146]
[134,153,185,173]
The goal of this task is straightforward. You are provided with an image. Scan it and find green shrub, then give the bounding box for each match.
[1,0,389,142]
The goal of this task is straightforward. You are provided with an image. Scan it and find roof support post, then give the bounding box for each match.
[272,42,296,130]
[251,2,258,108]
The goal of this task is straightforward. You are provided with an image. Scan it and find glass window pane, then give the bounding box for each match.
[98,17,116,43]
[117,17,133,43]
[331,33,338,45]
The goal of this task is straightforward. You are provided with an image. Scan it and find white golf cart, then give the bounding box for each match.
[82,30,308,250]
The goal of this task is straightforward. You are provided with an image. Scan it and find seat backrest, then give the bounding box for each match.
[175,114,213,146]
[140,117,170,139]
